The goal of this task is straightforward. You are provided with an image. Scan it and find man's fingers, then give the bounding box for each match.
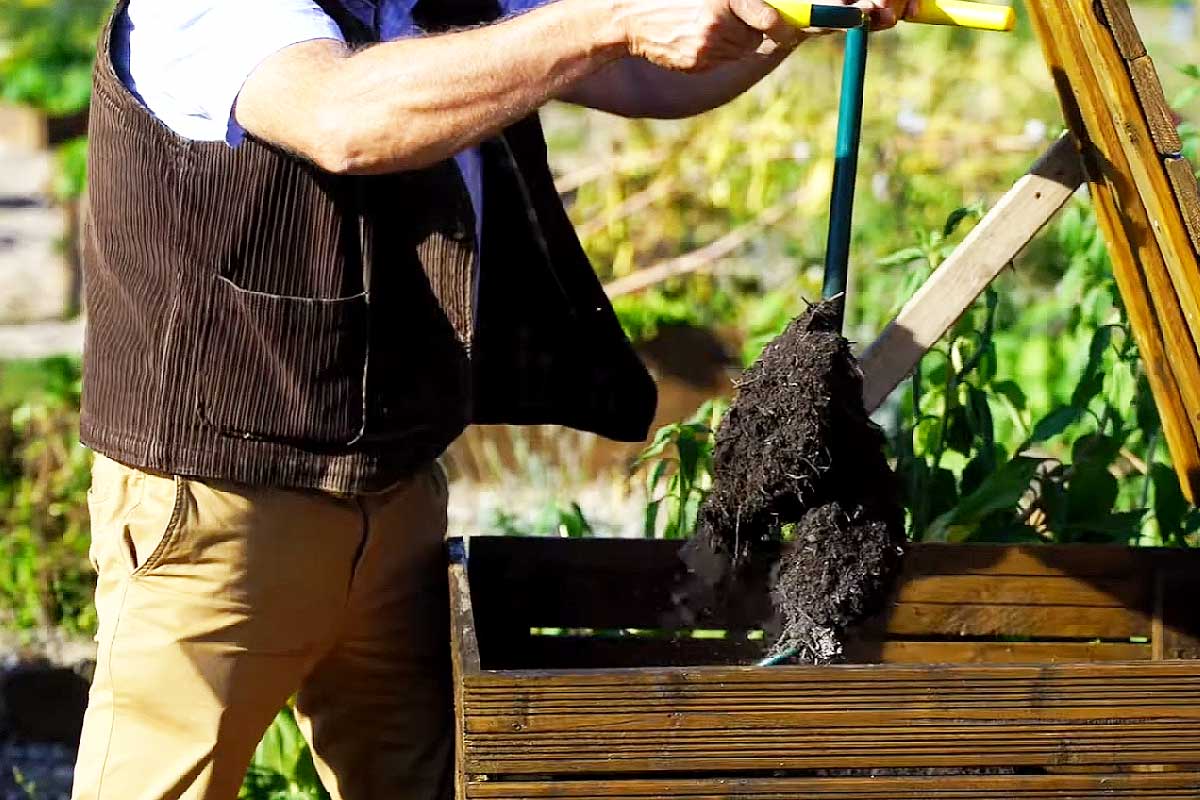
[729,0,797,43]
[845,0,907,29]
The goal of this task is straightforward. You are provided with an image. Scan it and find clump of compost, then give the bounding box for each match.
[680,297,906,663]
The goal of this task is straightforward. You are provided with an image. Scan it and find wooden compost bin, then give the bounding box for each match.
[450,536,1200,798]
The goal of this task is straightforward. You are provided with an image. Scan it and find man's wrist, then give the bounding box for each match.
[576,0,632,60]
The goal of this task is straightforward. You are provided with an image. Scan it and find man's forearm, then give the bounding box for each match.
[564,43,796,119]
[237,0,627,174]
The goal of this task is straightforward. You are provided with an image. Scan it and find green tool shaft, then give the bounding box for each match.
[822,23,869,323]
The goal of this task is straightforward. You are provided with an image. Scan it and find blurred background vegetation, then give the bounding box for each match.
[2,1,1200,796]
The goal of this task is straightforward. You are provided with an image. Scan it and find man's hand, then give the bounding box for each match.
[615,0,796,72]
[845,0,914,29]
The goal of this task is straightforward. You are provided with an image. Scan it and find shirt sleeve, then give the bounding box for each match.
[499,0,554,17]
[118,0,345,145]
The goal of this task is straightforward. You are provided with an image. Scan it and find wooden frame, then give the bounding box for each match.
[860,0,1200,503]
[450,536,1200,799]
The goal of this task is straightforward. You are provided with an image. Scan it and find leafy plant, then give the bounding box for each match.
[891,204,1196,545]
[239,709,330,800]
[635,400,725,539]
[0,0,109,115]
[0,358,94,635]
[488,501,594,538]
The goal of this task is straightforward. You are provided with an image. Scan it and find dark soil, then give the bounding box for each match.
[680,297,906,663]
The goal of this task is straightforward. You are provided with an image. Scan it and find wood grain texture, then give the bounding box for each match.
[465,772,1200,798]
[450,557,480,800]
[1067,0,1200,353]
[461,538,1199,670]
[1096,0,1147,60]
[461,663,1200,774]
[1166,155,1200,250]
[1128,56,1183,155]
[842,640,1151,663]
[454,540,1200,795]
[860,136,1084,413]
[1025,0,1200,501]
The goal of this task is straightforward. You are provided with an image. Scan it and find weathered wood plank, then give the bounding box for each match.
[1166,155,1200,252]
[463,663,1200,774]
[466,773,1200,799]
[860,137,1084,412]
[1128,55,1183,156]
[865,602,1148,639]
[451,546,481,800]
[466,539,1197,668]
[513,634,764,670]
[1095,0,1147,60]
[497,637,1153,670]
[1026,0,1200,501]
[843,640,1150,664]
[1067,0,1200,380]
[467,538,1191,627]
[890,574,1147,607]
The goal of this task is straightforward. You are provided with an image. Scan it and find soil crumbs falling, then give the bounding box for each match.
[681,297,906,664]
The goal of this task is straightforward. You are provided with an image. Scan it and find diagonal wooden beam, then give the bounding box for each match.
[860,135,1085,413]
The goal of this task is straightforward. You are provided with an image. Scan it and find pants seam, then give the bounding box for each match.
[90,579,132,800]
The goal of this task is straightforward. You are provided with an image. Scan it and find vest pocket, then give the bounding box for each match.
[199,276,368,445]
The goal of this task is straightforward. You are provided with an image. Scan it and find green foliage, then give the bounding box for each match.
[634,400,725,539]
[0,0,109,115]
[0,358,94,635]
[239,709,329,800]
[488,501,594,538]
[892,204,1198,545]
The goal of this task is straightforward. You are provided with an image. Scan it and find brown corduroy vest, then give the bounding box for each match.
[80,0,657,493]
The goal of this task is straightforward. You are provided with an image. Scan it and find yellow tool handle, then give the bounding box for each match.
[904,0,1016,31]
[763,0,1016,32]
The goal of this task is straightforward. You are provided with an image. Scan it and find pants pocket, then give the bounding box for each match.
[87,457,181,577]
[129,472,186,576]
[199,275,369,446]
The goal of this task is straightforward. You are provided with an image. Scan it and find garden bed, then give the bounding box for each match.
[450,536,1200,798]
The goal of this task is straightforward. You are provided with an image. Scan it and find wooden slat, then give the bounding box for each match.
[865,602,1148,639]
[467,539,1191,621]
[891,574,1145,607]
[465,539,1199,668]
[462,663,1200,775]
[513,635,764,670]
[860,137,1085,413]
[1166,156,1200,251]
[452,550,482,800]
[1066,0,1200,369]
[492,637,1153,671]
[844,640,1150,664]
[466,772,1200,799]
[1127,56,1183,156]
[1095,0,1147,60]
[898,542,1157,577]
[1026,0,1200,501]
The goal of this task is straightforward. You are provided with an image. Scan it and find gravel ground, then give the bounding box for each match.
[0,742,75,800]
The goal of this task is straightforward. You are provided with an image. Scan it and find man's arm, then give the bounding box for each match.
[560,46,796,120]
[557,0,908,120]
[235,0,784,175]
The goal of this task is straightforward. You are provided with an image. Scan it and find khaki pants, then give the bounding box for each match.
[72,454,453,800]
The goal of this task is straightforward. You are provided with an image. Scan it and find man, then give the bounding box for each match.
[73,0,905,798]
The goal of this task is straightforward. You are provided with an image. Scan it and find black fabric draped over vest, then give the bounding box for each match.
[80,0,657,493]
